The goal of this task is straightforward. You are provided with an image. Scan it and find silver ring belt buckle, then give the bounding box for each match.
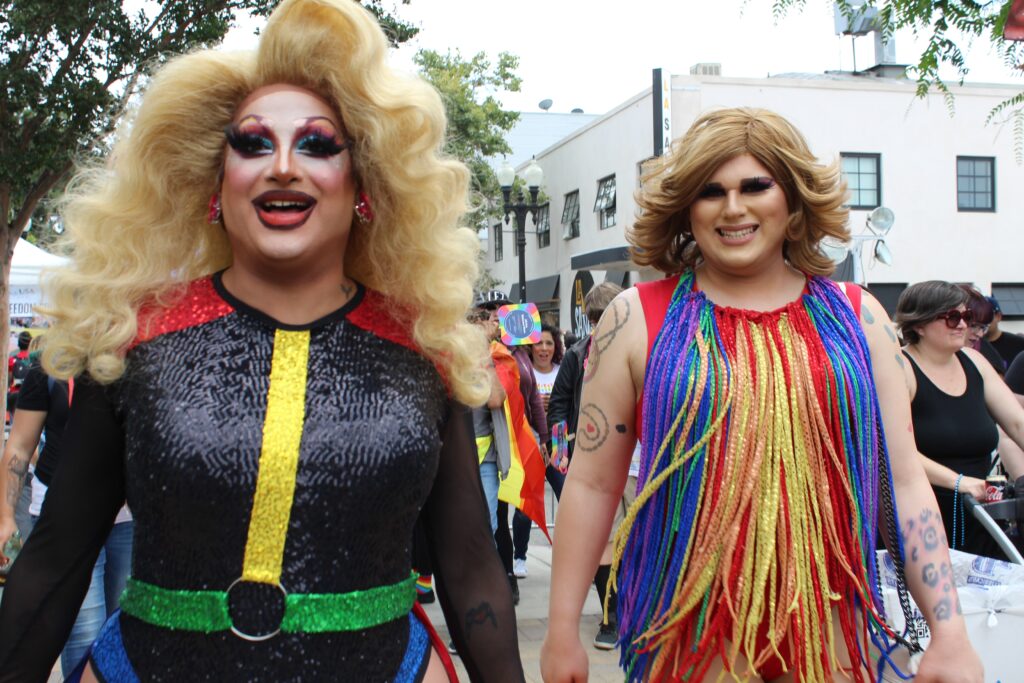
[226,577,288,642]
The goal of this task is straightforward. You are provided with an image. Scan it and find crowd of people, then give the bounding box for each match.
[0,1,1018,681]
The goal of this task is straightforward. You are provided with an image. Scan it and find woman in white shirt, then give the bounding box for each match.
[512,324,564,578]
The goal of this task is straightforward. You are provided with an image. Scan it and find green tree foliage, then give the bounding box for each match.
[414,49,522,229]
[770,1,1024,157]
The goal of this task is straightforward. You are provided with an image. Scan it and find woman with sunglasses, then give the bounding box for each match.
[895,280,1024,560]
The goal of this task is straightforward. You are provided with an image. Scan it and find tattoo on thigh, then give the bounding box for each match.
[464,602,497,640]
[576,403,610,452]
[583,298,630,384]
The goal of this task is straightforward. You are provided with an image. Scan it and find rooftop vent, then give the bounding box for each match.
[689,62,722,76]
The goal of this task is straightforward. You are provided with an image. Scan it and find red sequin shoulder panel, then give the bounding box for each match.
[130,277,234,351]
[346,288,418,354]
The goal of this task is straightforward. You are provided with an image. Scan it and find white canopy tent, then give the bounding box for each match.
[9,239,68,320]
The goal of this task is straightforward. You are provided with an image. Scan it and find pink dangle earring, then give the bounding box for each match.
[354,191,374,224]
[207,193,222,224]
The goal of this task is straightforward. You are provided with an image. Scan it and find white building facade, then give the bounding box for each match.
[485,72,1024,336]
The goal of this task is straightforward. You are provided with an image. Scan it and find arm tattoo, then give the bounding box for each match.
[922,563,939,587]
[884,324,898,344]
[895,353,905,368]
[583,298,631,384]
[576,403,610,452]
[5,453,30,509]
[934,597,953,621]
[901,510,960,621]
[464,602,497,640]
[862,306,875,324]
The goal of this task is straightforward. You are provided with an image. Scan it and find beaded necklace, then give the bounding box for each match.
[612,271,913,682]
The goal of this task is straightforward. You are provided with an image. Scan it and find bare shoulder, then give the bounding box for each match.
[586,287,646,392]
[855,288,901,347]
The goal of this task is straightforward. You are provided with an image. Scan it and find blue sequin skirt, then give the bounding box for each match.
[64,609,431,683]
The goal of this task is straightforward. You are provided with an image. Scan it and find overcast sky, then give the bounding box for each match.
[222,0,1022,115]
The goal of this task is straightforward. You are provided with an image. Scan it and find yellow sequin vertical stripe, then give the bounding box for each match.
[242,329,310,585]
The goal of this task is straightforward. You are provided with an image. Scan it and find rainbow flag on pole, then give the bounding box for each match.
[490,342,550,542]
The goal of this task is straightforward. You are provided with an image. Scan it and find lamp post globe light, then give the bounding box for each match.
[498,158,544,304]
[821,206,895,287]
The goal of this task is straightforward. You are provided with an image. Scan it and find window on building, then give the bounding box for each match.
[493,223,503,262]
[562,190,580,239]
[866,283,907,318]
[637,157,657,189]
[840,153,881,209]
[957,156,995,212]
[594,175,617,229]
[536,203,550,249]
[992,284,1024,319]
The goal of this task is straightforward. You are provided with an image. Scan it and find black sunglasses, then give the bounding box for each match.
[935,309,974,329]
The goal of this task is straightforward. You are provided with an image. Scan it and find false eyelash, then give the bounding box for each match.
[740,177,776,193]
[295,132,350,157]
[224,124,273,156]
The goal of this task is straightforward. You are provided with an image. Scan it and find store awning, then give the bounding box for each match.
[570,246,631,271]
[509,274,560,304]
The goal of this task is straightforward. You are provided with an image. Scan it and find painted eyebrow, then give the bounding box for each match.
[294,115,343,131]
[702,176,774,188]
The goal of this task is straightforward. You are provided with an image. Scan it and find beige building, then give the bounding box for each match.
[485,70,1024,336]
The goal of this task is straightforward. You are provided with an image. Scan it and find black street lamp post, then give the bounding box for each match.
[497,158,544,304]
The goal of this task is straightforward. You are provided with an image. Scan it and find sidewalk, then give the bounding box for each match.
[421,527,623,683]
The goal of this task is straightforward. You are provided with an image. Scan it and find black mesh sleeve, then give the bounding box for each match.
[422,401,525,683]
[0,377,125,683]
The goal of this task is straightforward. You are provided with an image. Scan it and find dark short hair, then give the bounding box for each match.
[17,331,31,350]
[959,284,994,326]
[895,281,968,345]
[529,323,564,365]
[584,282,623,325]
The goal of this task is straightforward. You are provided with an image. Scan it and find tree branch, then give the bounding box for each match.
[19,17,101,147]
[7,167,68,236]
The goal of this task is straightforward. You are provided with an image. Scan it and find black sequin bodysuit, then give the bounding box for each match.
[0,274,522,682]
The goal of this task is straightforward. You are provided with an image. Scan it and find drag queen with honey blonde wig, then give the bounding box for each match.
[0,1,524,681]
[541,108,982,683]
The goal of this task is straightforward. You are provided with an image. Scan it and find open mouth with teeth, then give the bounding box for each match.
[252,191,317,229]
[715,224,758,242]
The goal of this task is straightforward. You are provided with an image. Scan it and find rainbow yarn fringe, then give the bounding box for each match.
[612,273,908,682]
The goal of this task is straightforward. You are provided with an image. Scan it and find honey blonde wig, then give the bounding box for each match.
[41,0,489,405]
[630,107,849,275]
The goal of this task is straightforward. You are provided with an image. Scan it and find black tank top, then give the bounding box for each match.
[905,349,998,478]
[904,350,1006,559]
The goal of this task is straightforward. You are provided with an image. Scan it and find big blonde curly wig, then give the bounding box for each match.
[630,107,849,276]
[41,0,489,405]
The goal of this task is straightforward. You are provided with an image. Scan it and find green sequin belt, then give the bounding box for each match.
[119,573,418,642]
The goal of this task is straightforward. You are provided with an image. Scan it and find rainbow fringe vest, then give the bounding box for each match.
[612,272,912,682]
